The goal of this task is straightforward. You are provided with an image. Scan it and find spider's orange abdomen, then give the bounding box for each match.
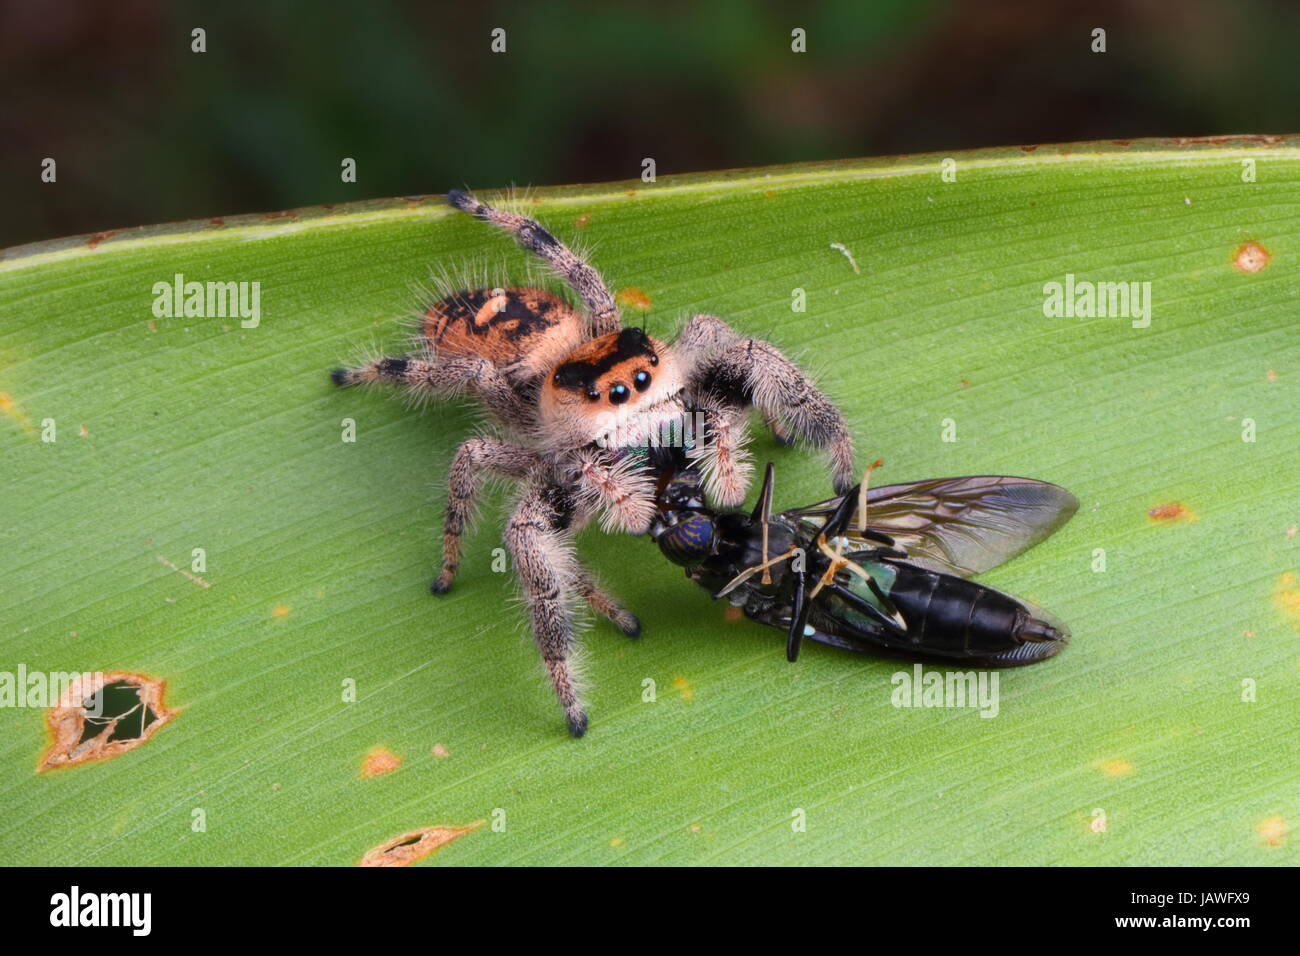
[423,287,583,367]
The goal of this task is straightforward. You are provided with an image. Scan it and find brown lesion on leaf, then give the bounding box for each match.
[360,745,403,778]
[1273,572,1300,628]
[1147,502,1196,522]
[0,391,37,438]
[1233,241,1271,274]
[359,821,484,867]
[1255,815,1288,848]
[86,230,117,250]
[616,287,653,311]
[672,675,694,701]
[1096,758,1134,778]
[38,672,176,772]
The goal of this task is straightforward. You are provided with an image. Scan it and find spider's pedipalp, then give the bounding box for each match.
[448,190,621,337]
[689,397,754,508]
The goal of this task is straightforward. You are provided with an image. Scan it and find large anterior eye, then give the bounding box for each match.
[608,383,630,405]
[633,370,651,391]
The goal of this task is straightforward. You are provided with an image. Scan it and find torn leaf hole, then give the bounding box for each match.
[78,681,160,744]
[39,672,176,772]
[359,821,485,867]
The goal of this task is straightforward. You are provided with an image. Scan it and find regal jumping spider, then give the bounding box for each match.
[332,190,854,737]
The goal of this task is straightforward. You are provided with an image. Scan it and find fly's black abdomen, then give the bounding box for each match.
[882,560,1067,664]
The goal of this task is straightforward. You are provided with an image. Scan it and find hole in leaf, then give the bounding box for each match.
[359,822,486,867]
[39,672,176,772]
[77,681,159,744]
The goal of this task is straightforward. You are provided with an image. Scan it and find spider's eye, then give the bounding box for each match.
[608,383,630,405]
[585,387,601,402]
[633,370,652,392]
[648,353,659,366]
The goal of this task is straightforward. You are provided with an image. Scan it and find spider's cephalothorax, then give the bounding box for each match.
[332,189,855,737]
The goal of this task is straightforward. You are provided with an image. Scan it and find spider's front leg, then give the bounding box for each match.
[433,437,540,595]
[447,190,621,337]
[504,480,591,737]
[677,314,856,494]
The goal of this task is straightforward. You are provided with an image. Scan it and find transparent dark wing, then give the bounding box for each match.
[787,476,1078,577]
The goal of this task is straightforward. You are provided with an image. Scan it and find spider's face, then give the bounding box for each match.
[541,327,684,447]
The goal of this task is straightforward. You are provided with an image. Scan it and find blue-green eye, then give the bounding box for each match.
[609,383,630,405]
[634,370,651,391]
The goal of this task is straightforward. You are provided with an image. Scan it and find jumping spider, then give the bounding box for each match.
[332,190,855,737]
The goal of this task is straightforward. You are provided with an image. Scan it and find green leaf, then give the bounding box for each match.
[2,139,1298,865]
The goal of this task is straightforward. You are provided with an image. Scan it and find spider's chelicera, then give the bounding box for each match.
[332,190,854,737]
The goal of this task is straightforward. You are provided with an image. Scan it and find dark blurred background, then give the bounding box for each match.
[3,0,1298,249]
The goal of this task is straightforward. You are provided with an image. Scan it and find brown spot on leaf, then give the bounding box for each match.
[208,217,225,227]
[616,287,652,311]
[1097,758,1134,778]
[359,821,484,867]
[1273,572,1300,627]
[723,606,744,623]
[1256,815,1288,847]
[1019,144,1039,153]
[574,213,592,228]
[431,743,450,759]
[38,672,176,772]
[1148,502,1195,523]
[271,603,290,619]
[672,676,694,701]
[263,210,295,220]
[361,745,403,778]
[1233,241,1270,274]
[0,391,36,438]
[1176,134,1282,147]
[86,230,117,250]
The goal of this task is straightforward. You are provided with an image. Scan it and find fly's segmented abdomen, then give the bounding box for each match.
[883,561,1068,665]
